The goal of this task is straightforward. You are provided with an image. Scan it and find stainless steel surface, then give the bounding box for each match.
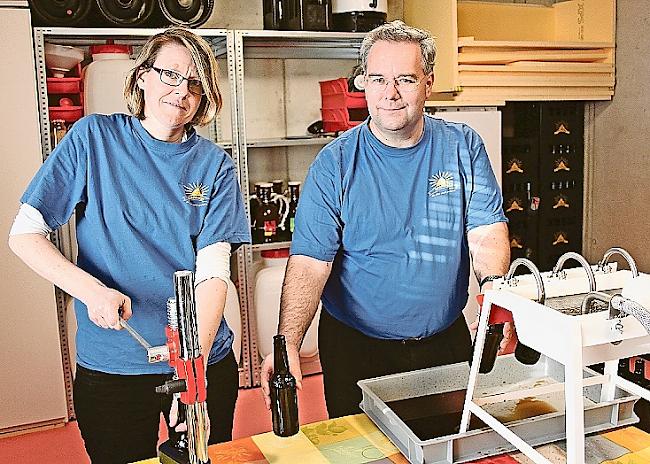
[505,258,546,303]
[172,271,209,464]
[119,317,152,349]
[598,247,639,277]
[550,251,597,292]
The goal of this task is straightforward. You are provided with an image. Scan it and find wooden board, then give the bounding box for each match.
[458,49,610,65]
[459,62,613,73]
[458,85,614,99]
[459,72,614,87]
[458,37,614,50]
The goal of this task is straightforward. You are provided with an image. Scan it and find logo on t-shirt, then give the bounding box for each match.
[182,182,209,206]
[428,171,457,197]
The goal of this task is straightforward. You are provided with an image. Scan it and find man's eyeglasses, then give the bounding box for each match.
[363,75,425,93]
[150,66,205,96]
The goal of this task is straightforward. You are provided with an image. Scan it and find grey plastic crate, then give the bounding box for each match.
[358,354,639,464]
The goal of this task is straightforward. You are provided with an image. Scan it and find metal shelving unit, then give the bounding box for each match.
[234,30,365,386]
[31,27,254,391]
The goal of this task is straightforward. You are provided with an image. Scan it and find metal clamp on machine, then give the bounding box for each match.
[120,270,210,464]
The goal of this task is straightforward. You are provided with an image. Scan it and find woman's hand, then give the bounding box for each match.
[85,287,132,330]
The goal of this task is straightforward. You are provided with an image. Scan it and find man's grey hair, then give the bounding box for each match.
[359,20,436,76]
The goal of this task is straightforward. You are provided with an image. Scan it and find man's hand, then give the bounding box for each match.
[85,287,131,330]
[499,321,514,354]
[260,343,303,409]
[469,317,514,355]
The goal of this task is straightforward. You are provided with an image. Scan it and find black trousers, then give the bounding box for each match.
[73,350,239,464]
[318,310,472,419]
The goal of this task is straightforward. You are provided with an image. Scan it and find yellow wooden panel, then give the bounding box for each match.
[403,0,458,92]
[458,0,615,43]
[554,0,616,43]
[459,72,614,87]
[458,2,555,41]
[459,62,614,73]
[458,49,610,65]
[458,37,613,49]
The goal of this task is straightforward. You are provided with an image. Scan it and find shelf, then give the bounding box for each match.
[245,136,336,148]
[35,27,229,57]
[251,241,292,252]
[239,30,365,60]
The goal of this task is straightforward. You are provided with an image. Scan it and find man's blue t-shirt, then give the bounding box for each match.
[21,114,250,374]
[291,115,506,340]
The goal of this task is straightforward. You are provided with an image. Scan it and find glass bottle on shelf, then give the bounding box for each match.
[250,182,264,229]
[253,183,280,244]
[271,179,289,240]
[270,334,299,437]
[51,119,67,148]
[286,181,301,239]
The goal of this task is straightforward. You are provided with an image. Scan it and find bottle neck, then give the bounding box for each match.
[273,335,290,374]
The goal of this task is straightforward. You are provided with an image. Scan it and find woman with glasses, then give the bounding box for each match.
[9,27,249,463]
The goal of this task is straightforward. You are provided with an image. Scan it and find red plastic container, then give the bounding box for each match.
[319,78,368,133]
[49,105,84,123]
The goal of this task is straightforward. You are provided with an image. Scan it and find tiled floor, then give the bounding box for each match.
[0,374,327,464]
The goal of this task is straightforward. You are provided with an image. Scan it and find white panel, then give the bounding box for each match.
[0,8,68,430]
[286,146,319,185]
[431,109,503,325]
[243,59,286,140]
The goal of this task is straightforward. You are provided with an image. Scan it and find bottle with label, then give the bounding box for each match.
[51,119,68,148]
[250,182,264,229]
[253,183,280,244]
[271,179,290,240]
[286,181,301,238]
[270,334,299,437]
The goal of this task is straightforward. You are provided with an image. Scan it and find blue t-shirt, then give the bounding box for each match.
[291,115,506,339]
[21,114,250,374]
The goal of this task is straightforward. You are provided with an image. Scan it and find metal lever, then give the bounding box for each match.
[119,317,170,363]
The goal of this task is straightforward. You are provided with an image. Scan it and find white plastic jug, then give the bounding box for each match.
[254,249,320,359]
[83,44,135,116]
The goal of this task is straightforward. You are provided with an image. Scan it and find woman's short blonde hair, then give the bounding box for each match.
[124,26,222,127]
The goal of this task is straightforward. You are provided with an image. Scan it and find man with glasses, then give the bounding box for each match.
[261,20,510,418]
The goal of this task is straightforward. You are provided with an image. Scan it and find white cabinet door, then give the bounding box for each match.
[0,6,68,431]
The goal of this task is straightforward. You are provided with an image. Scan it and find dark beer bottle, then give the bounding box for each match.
[253,183,279,244]
[286,181,301,239]
[474,323,504,374]
[514,342,541,365]
[270,335,299,437]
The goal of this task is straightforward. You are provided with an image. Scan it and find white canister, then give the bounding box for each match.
[83,44,135,116]
[254,249,321,359]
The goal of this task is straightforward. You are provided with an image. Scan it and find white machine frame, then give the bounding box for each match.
[461,267,650,464]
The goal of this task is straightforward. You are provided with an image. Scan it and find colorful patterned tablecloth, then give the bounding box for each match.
[136,414,650,463]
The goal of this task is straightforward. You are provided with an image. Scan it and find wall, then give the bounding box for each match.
[584,1,650,270]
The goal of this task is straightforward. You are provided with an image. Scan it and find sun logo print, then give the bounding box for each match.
[182,182,209,206]
[428,171,456,197]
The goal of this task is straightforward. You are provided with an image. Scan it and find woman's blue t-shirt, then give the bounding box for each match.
[21,114,250,374]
